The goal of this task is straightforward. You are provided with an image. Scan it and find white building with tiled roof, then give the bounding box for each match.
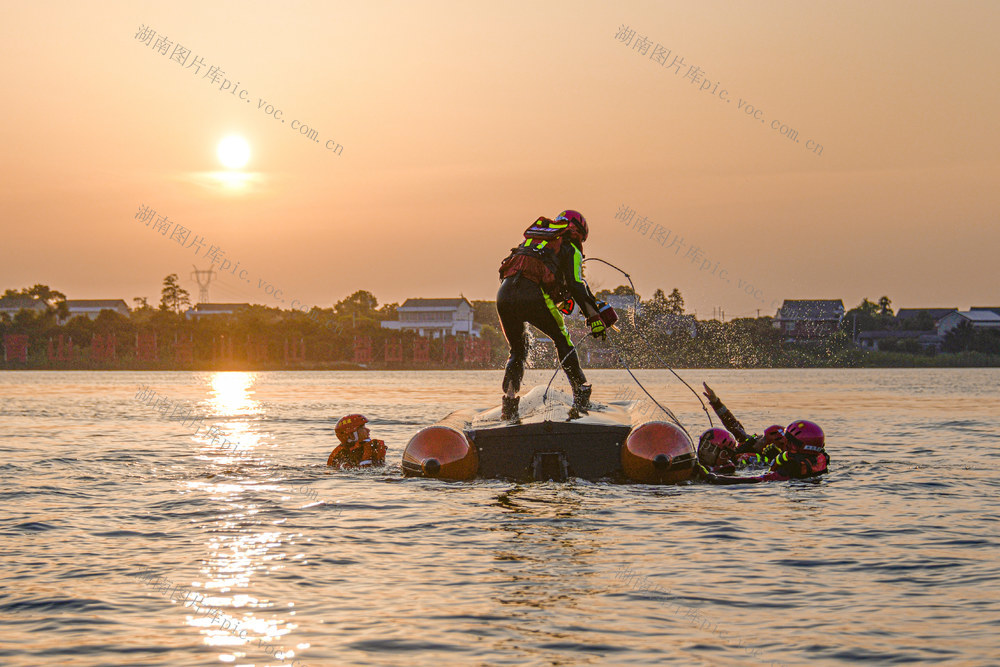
[0,296,48,318]
[381,297,480,338]
[936,310,1000,336]
[64,299,130,320]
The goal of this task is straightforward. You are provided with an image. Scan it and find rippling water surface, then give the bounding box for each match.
[2,369,999,666]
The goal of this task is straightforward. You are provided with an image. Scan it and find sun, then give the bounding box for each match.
[217,135,250,169]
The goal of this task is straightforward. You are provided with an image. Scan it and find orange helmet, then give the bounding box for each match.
[335,414,369,444]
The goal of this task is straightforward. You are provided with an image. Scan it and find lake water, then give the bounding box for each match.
[1,369,999,666]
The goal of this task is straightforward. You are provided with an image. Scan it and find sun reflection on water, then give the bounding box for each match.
[209,373,260,416]
[190,372,305,663]
[195,372,265,460]
[187,511,308,663]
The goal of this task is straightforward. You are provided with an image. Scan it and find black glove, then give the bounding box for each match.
[588,317,607,339]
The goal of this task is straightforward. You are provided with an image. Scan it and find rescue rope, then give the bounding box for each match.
[604,331,693,440]
[538,329,691,440]
[582,257,714,428]
[542,337,587,407]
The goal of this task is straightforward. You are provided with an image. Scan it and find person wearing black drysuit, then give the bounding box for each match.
[496,210,616,420]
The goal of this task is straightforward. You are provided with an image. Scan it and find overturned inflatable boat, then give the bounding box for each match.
[402,386,696,483]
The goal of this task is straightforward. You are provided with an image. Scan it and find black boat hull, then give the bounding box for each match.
[402,386,696,483]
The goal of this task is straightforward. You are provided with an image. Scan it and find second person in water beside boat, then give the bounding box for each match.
[695,427,739,474]
[702,383,788,456]
[695,383,830,482]
[698,419,830,484]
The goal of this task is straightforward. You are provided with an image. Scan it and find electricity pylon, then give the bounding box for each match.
[191,265,215,304]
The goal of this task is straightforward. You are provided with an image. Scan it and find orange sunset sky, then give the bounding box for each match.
[1,0,997,319]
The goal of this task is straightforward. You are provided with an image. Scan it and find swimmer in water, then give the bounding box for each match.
[702,383,788,457]
[693,428,739,476]
[698,420,830,484]
[327,414,387,469]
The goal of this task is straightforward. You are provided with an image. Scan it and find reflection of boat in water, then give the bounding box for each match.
[401,385,696,483]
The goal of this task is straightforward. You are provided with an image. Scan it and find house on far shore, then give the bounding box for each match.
[64,299,130,321]
[936,310,1000,337]
[380,297,480,338]
[970,306,1000,317]
[895,308,957,329]
[774,300,845,341]
[856,330,943,352]
[0,296,49,318]
[184,303,251,320]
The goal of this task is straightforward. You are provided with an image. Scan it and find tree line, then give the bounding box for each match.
[2,280,997,369]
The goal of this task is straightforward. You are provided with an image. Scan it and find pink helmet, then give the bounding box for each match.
[698,428,737,467]
[785,420,825,454]
[763,425,785,445]
[556,210,588,243]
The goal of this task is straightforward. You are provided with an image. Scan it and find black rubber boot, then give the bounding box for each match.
[572,383,593,413]
[501,396,520,421]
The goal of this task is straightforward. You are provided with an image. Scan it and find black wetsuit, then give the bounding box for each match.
[497,241,598,394]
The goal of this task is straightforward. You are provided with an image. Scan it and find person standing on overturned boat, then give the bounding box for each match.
[496,210,618,420]
[327,414,387,469]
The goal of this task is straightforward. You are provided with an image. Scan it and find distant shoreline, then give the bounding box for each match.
[4,353,999,371]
